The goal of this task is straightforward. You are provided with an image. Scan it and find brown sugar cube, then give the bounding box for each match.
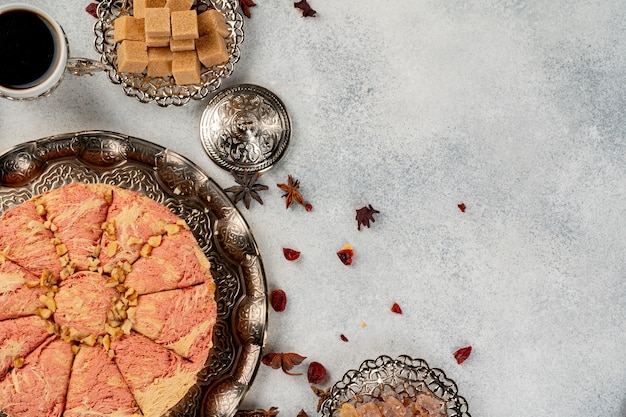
[133,0,166,19]
[172,50,201,85]
[165,0,194,11]
[170,38,195,52]
[117,40,148,73]
[147,47,173,77]
[171,10,199,40]
[145,7,171,38]
[113,16,145,43]
[196,32,229,68]
[146,34,170,47]
[197,9,228,38]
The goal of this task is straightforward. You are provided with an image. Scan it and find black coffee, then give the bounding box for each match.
[0,10,58,89]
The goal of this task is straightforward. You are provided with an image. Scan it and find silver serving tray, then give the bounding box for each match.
[0,131,267,417]
[320,355,471,417]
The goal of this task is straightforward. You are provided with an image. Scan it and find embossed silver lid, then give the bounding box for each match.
[200,84,291,173]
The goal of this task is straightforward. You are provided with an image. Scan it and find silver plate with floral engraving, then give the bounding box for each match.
[0,131,267,417]
[200,84,291,173]
[94,0,244,107]
[320,355,471,417]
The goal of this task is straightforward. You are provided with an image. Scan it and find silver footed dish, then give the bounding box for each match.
[94,0,244,107]
[0,131,267,417]
[320,355,472,417]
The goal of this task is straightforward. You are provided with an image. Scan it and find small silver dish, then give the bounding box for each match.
[200,84,291,173]
[93,0,244,107]
[320,355,472,417]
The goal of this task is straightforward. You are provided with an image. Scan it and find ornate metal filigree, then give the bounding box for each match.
[94,0,245,107]
[320,355,472,417]
[200,84,291,172]
[0,131,267,417]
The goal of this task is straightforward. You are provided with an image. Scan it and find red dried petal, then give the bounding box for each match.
[305,203,313,212]
[340,334,349,342]
[307,361,327,384]
[270,289,287,312]
[453,346,472,364]
[283,248,301,261]
[458,203,466,212]
[391,302,403,314]
[85,2,99,18]
[337,244,354,265]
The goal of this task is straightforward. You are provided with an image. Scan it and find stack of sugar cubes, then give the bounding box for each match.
[114,0,229,85]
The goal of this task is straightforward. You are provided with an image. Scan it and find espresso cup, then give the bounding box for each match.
[0,4,104,100]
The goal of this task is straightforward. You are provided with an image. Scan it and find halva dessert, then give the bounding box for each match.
[0,183,217,417]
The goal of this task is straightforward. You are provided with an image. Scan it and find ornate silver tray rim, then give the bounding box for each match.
[94,0,244,107]
[0,131,268,417]
[320,355,472,417]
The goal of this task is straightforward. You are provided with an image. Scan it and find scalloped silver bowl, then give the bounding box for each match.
[94,0,244,107]
[320,355,472,417]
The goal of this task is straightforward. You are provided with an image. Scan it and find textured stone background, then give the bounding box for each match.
[1,1,625,416]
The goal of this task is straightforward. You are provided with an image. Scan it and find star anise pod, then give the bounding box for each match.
[240,0,257,18]
[355,204,380,230]
[224,170,268,210]
[311,386,330,412]
[277,175,306,209]
[236,407,279,417]
[262,352,307,375]
[294,0,316,17]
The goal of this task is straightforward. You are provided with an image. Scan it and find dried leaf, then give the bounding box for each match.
[355,205,380,231]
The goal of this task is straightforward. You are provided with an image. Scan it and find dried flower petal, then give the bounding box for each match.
[240,0,257,18]
[458,203,466,212]
[356,205,380,230]
[85,2,99,18]
[340,334,349,342]
[283,248,301,261]
[337,244,354,265]
[391,302,403,314]
[270,289,287,312]
[307,361,327,384]
[294,0,316,17]
[453,345,472,364]
[305,203,313,212]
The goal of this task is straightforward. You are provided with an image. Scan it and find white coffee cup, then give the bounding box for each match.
[0,3,104,100]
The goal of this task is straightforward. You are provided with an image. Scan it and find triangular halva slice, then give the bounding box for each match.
[128,281,217,363]
[124,228,211,295]
[0,336,73,417]
[0,315,53,381]
[99,186,180,273]
[36,183,112,272]
[0,200,62,278]
[112,332,203,417]
[0,258,47,321]
[65,344,142,417]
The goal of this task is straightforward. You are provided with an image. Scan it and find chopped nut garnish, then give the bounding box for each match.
[103,188,113,204]
[12,357,25,368]
[147,235,162,247]
[121,319,132,335]
[107,241,118,257]
[72,345,81,355]
[102,334,112,350]
[55,243,68,256]
[82,334,97,346]
[36,204,46,216]
[105,276,119,288]
[122,261,132,273]
[40,269,58,288]
[39,294,56,312]
[165,224,181,236]
[176,219,189,229]
[126,236,143,246]
[140,243,152,258]
[38,308,52,319]
[24,280,40,288]
[60,254,70,267]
